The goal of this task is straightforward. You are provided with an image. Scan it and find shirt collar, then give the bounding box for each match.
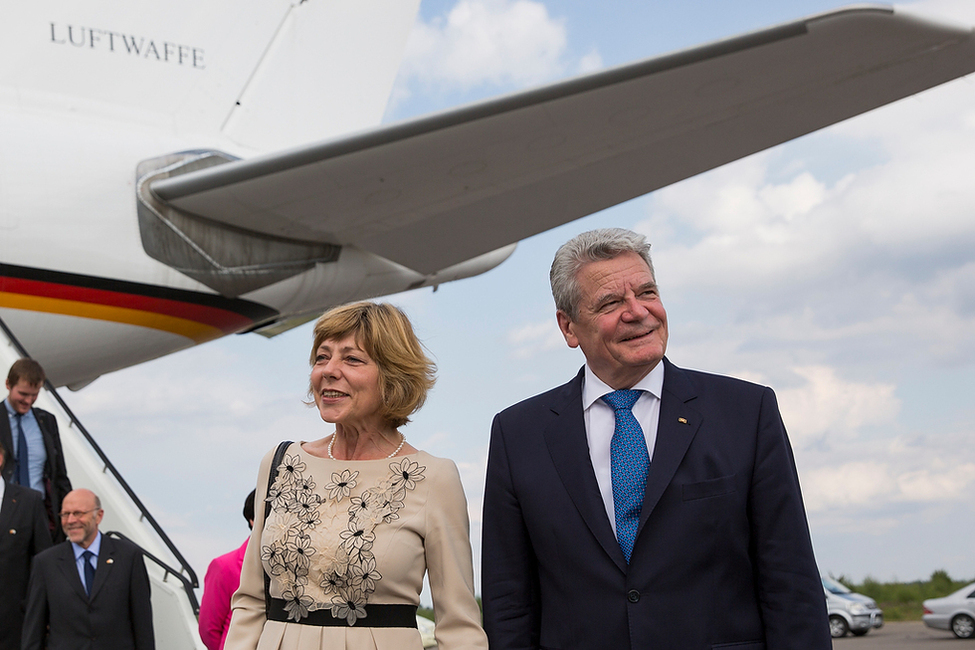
[582,360,665,410]
[4,399,35,422]
[73,531,103,560]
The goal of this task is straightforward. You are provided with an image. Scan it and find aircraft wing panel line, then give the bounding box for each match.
[218,5,297,133]
[145,6,975,276]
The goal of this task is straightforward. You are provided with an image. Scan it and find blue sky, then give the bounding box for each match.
[69,0,975,595]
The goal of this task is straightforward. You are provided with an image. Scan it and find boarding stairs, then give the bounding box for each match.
[0,318,204,650]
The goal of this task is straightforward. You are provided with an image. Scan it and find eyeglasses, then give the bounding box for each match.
[59,508,99,519]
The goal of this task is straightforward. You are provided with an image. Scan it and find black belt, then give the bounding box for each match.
[267,598,418,628]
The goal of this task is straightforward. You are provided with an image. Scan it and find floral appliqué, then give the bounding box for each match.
[261,453,425,624]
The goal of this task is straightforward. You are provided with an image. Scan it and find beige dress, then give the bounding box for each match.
[225,443,487,650]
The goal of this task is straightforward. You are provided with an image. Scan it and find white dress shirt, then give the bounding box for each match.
[581,361,664,534]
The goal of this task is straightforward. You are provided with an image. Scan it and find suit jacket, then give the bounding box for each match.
[0,406,72,542]
[0,481,51,650]
[481,358,830,650]
[22,534,155,650]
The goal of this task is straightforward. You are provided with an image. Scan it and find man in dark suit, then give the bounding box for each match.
[482,228,830,649]
[0,358,72,542]
[22,488,154,650]
[0,444,51,650]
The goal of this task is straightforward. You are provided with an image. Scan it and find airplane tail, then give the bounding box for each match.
[3,0,421,150]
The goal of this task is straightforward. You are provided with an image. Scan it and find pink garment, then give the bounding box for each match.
[199,538,248,650]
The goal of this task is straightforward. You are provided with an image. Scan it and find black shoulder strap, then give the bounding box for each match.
[264,440,292,523]
[264,440,292,618]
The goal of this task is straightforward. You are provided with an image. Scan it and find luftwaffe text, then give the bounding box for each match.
[50,23,205,69]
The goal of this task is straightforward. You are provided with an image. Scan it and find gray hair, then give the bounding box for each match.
[550,228,654,319]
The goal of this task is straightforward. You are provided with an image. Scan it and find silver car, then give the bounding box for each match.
[823,576,883,638]
[922,581,975,639]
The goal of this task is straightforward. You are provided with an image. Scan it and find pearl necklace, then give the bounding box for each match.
[328,431,406,460]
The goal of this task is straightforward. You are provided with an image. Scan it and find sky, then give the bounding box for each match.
[64,0,975,597]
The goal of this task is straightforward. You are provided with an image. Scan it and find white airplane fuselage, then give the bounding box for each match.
[0,0,514,388]
[2,102,428,388]
[3,3,975,389]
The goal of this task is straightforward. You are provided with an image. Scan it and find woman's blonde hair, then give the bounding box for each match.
[309,302,436,428]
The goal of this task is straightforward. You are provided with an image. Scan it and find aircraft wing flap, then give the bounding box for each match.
[150,6,975,275]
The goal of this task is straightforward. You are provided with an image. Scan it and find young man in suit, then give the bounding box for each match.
[482,228,830,649]
[0,444,52,650]
[22,488,154,650]
[0,358,72,542]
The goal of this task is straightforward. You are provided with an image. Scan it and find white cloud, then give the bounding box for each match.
[803,451,975,514]
[803,461,897,511]
[897,463,975,502]
[399,0,568,92]
[640,76,975,287]
[506,318,566,358]
[776,366,900,445]
[576,48,604,74]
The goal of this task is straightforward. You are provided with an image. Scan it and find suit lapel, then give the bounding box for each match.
[636,359,701,538]
[0,411,13,483]
[36,410,57,476]
[56,542,89,601]
[544,369,628,572]
[0,484,15,532]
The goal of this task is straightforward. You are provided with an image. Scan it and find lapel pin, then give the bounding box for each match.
[8,529,16,535]
[106,558,114,564]
[678,417,688,424]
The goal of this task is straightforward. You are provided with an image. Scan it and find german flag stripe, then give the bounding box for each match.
[0,264,278,344]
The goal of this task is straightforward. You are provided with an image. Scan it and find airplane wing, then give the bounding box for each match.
[148,6,975,277]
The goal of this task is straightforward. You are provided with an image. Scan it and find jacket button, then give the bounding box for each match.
[627,590,640,603]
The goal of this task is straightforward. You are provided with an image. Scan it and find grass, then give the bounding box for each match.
[834,570,974,621]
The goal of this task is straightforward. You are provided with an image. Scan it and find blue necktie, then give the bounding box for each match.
[601,389,648,563]
[14,413,30,487]
[83,550,96,596]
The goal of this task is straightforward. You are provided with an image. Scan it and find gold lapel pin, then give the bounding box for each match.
[106,559,114,564]
[678,417,688,424]
[8,529,16,535]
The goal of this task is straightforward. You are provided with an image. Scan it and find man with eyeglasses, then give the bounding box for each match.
[0,444,51,650]
[22,488,154,650]
[0,358,72,543]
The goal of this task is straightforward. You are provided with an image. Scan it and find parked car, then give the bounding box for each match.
[922,581,975,639]
[823,576,884,638]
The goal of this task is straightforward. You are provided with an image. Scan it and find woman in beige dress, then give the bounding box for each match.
[225,302,487,650]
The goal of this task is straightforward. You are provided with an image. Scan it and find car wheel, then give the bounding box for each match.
[829,615,849,638]
[851,629,869,636]
[951,614,975,639]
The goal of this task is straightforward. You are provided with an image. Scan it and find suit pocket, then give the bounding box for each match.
[681,474,736,501]
[712,641,764,649]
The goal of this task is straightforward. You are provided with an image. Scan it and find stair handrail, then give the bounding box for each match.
[0,315,199,589]
[106,530,201,614]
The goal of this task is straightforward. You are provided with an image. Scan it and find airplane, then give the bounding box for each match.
[2,1,974,648]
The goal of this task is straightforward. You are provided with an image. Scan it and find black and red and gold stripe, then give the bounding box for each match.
[0,264,279,343]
